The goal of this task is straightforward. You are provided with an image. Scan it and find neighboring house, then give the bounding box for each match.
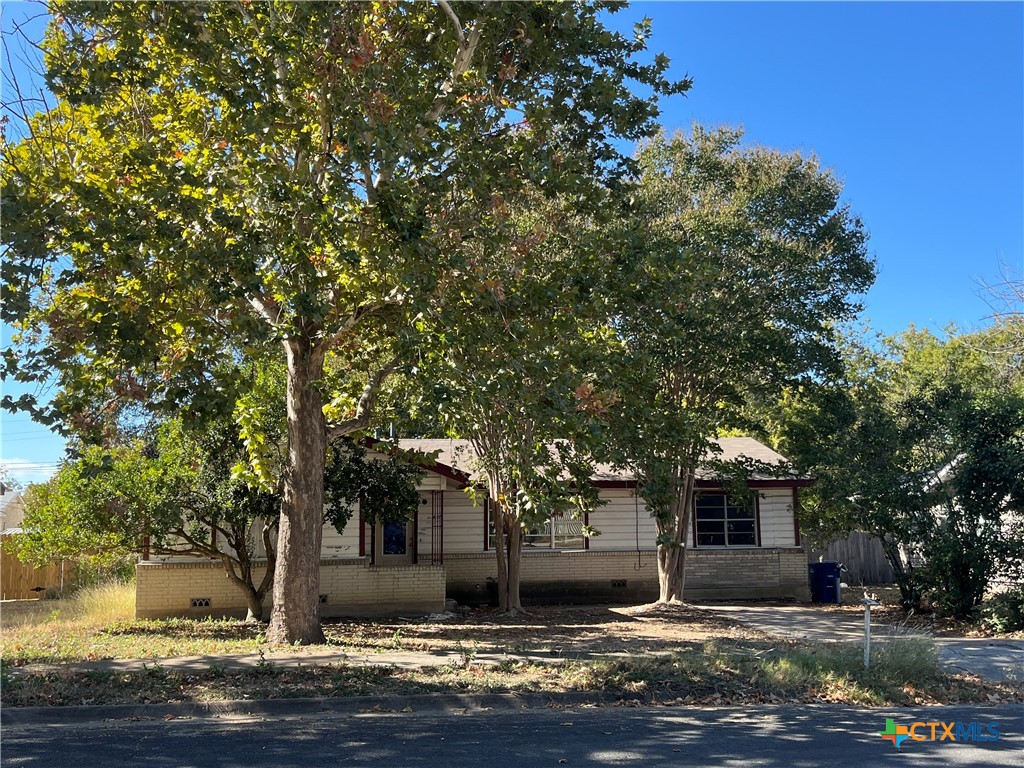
[135,437,811,619]
[0,490,26,535]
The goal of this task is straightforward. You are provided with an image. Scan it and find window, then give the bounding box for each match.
[487,505,585,550]
[694,493,757,547]
[525,513,585,549]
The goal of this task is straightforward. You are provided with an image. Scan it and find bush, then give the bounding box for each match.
[981,589,1024,634]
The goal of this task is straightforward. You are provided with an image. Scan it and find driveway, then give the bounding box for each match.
[708,604,1024,682]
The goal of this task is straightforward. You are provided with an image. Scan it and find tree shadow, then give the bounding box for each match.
[4,703,1021,767]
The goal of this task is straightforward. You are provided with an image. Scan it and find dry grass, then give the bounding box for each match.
[2,580,135,628]
[1,581,267,664]
[3,595,1017,709]
[0,603,760,666]
[4,637,1019,709]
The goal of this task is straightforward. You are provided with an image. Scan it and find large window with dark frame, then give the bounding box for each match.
[694,493,758,547]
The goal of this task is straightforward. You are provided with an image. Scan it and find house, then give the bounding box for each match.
[0,489,26,535]
[134,436,811,619]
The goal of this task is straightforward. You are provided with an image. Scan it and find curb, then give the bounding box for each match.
[0,690,627,726]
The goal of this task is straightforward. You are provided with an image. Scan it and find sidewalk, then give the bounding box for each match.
[705,604,1024,681]
[5,645,596,679]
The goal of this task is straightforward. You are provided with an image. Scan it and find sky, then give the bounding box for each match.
[1,1,1022,485]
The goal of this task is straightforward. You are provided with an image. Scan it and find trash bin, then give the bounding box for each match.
[808,561,842,604]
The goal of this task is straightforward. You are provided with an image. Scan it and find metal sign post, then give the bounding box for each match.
[860,597,880,670]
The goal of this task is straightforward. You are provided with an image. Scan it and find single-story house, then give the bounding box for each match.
[135,436,811,619]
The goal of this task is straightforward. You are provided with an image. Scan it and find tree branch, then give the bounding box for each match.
[231,276,281,327]
[428,1,483,124]
[327,358,401,438]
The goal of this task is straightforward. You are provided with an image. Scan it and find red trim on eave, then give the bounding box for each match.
[360,437,472,487]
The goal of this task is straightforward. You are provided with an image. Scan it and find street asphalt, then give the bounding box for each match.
[1,703,1020,767]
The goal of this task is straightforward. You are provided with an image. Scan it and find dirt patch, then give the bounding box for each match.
[321,603,772,656]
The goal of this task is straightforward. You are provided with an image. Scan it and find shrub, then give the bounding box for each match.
[981,589,1024,634]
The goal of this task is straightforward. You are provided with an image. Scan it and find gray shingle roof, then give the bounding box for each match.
[394,436,801,483]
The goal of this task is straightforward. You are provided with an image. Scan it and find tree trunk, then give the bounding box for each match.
[657,468,695,604]
[504,523,524,613]
[490,485,525,615]
[267,339,327,645]
[878,533,921,611]
[242,583,266,623]
[494,512,509,612]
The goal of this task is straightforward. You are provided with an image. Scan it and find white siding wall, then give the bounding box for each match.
[757,488,797,547]
[441,490,486,553]
[405,484,798,557]
[322,508,362,557]
[589,488,659,550]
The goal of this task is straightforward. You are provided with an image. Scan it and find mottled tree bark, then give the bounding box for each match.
[490,480,525,614]
[657,469,695,603]
[267,338,327,644]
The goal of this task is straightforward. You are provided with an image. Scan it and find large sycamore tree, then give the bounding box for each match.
[2,2,683,642]
[608,127,874,603]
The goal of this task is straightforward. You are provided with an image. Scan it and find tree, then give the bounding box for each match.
[2,2,685,642]
[772,325,1024,616]
[606,127,873,603]
[891,327,1024,617]
[17,419,422,621]
[416,193,612,613]
[765,332,932,609]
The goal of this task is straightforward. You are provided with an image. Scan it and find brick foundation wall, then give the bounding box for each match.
[137,548,809,617]
[444,548,810,604]
[136,558,445,620]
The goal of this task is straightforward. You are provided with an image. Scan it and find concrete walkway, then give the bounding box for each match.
[706,604,1024,682]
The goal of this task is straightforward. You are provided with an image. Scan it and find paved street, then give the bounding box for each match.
[708,604,1024,682]
[2,704,1020,767]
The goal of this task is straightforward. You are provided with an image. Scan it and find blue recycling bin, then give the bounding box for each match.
[808,561,842,604]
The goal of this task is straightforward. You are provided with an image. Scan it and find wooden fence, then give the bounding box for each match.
[806,531,895,586]
[0,534,73,600]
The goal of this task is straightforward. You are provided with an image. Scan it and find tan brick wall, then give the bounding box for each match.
[137,548,808,617]
[136,558,445,620]
[445,548,809,603]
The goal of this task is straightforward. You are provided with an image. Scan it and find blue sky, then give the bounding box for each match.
[2,1,1022,484]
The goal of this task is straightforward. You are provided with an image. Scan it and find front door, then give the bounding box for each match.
[375,520,414,565]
